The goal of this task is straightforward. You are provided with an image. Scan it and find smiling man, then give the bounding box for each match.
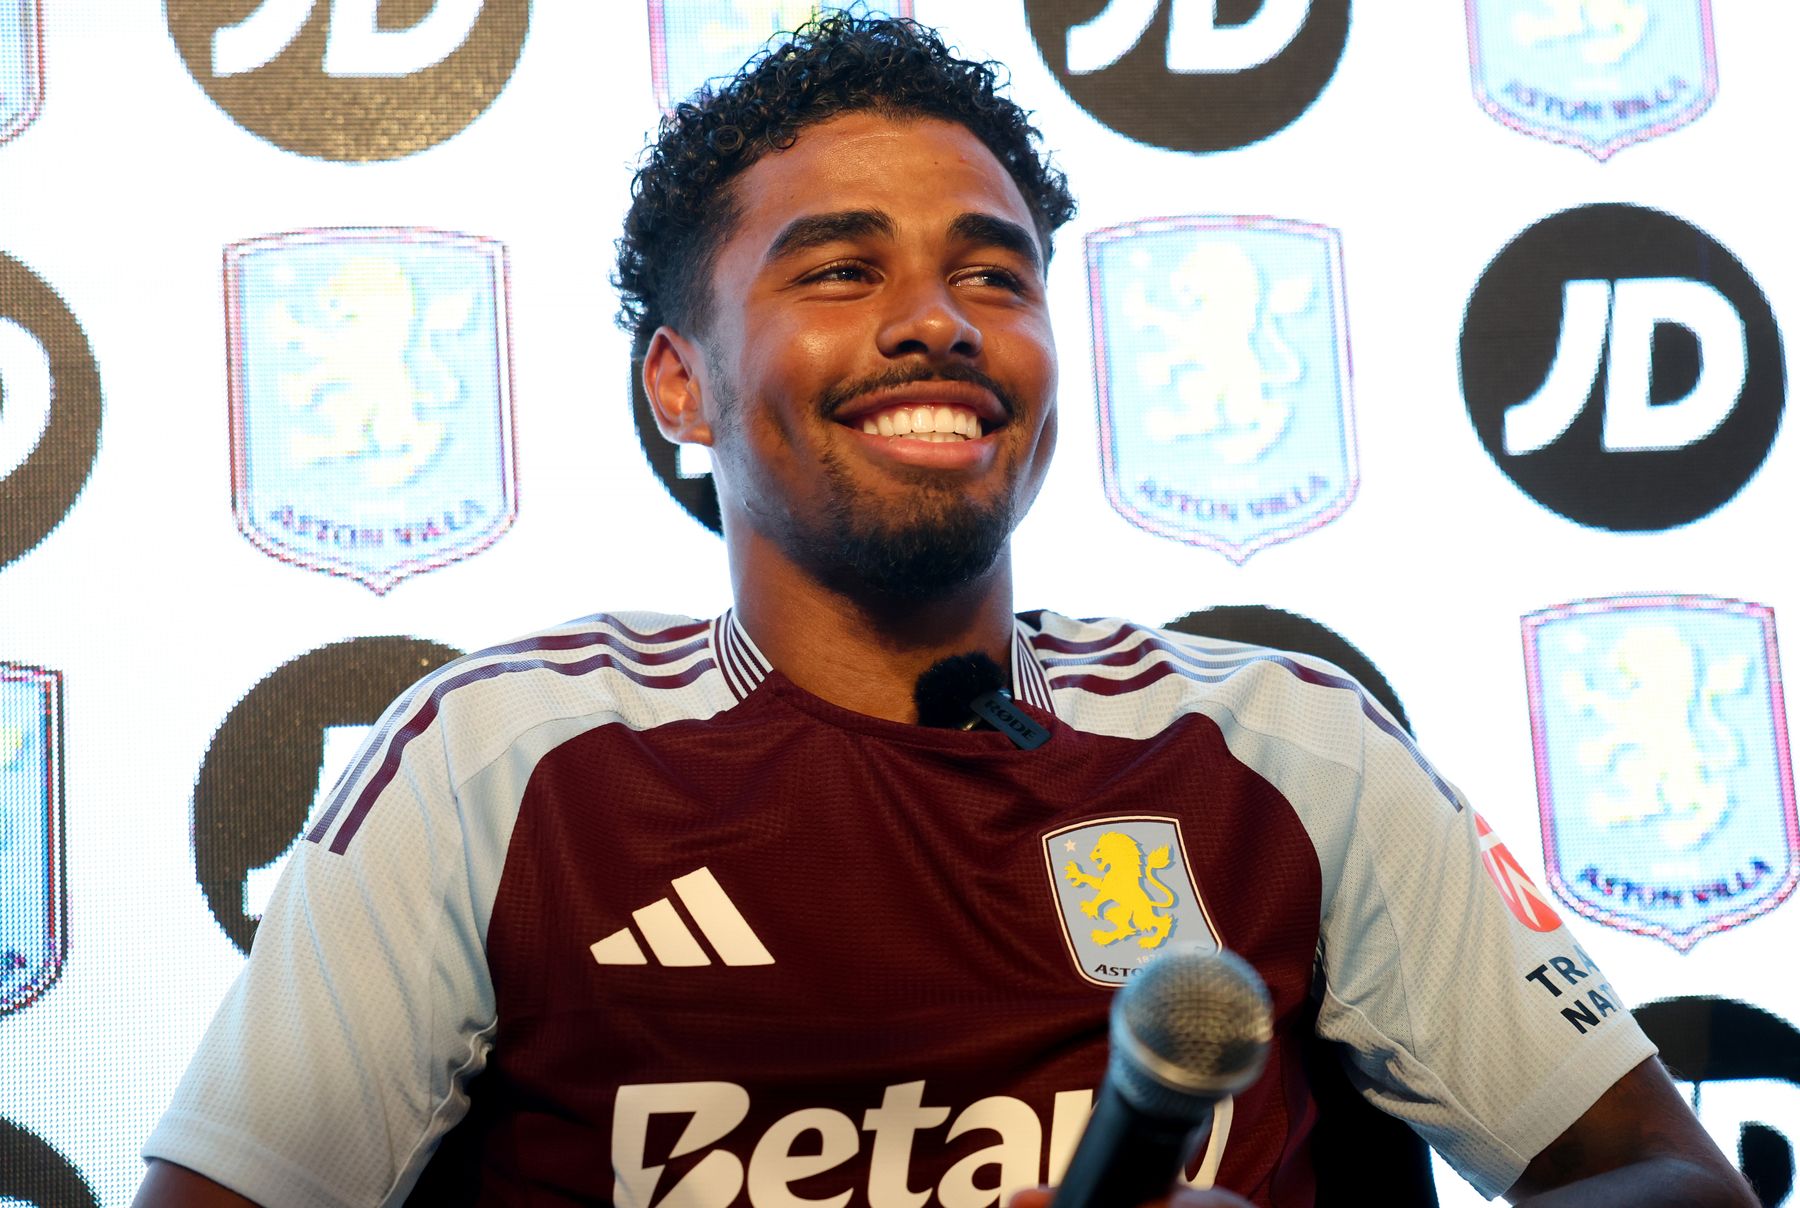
[138,14,1753,1208]
[635,101,1062,719]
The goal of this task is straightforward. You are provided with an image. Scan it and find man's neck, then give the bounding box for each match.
[728,540,1018,725]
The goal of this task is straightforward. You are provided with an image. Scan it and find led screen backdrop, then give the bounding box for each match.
[0,2,1794,1204]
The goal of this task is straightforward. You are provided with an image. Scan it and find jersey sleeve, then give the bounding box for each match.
[143,679,497,1208]
[1312,706,1657,1199]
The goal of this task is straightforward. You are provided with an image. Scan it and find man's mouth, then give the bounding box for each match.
[851,403,986,443]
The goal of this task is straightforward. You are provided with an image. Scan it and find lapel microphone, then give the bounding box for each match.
[913,652,1049,750]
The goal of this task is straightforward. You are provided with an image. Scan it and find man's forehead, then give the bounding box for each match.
[729,111,1036,246]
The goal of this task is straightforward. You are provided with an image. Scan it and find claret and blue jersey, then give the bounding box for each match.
[146,610,1654,1207]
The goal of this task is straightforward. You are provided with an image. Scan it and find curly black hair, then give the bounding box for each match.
[614,12,1077,360]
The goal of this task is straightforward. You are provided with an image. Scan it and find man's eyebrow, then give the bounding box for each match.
[947,212,1042,273]
[764,209,895,264]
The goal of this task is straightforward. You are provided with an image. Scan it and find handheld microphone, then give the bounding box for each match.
[1051,948,1273,1208]
[913,652,1048,749]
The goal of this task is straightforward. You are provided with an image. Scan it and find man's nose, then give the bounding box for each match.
[875,277,982,360]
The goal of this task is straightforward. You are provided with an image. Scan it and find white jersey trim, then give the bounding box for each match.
[721,608,1062,717]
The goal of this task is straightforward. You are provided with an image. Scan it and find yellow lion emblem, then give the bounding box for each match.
[1063,831,1176,949]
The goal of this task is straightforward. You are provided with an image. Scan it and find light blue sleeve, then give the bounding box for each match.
[144,683,498,1208]
[1191,653,1655,1199]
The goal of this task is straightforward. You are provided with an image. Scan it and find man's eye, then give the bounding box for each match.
[802,261,872,284]
[958,266,1027,292]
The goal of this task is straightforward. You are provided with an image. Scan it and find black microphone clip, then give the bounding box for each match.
[914,652,1049,750]
[966,687,1049,750]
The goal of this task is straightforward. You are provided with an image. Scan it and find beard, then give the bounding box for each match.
[711,361,1026,603]
[811,447,1015,601]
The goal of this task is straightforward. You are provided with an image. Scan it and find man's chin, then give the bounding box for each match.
[818,513,1012,602]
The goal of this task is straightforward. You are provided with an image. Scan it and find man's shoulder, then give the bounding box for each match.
[458,609,716,667]
[390,609,732,755]
[1019,608,1353,690]
[1019,608,1393,751]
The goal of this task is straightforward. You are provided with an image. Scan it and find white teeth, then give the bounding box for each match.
[853,403,983,441]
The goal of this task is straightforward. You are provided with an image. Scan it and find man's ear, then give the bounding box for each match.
[642,326,714,447]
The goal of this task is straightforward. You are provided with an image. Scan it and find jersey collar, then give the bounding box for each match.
[714,607,1058,717]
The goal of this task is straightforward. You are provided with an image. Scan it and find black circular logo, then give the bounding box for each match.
[1635,996,1800,1205]
[192,636,461,953]
[166,0,530,161]
[0,253,102,572]
[1025,0,1350,153]
[1165,603,1409,734]
[1460,203,1784,531]
[0,1118,98,1208]
[631,365,722,535]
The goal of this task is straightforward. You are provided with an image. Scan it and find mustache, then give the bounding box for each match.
[815,364,1020,422]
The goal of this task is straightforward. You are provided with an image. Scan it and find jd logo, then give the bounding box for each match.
[0,1118,99,1208]
[1044,816,1218,985]
[166,0,529,160]
[192,636,460,953]
[1025,0,1349,152]
[1068,0,1308,73]
[1636,997,1800,1205]
[0,252,102,573]
[0,663,62,1017]
[0,0,44,143]
[1461,203,1783,530]
[1502,278,1744,456]
[212,0,484,77]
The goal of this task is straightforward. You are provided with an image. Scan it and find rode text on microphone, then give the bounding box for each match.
[913,651,1049,749]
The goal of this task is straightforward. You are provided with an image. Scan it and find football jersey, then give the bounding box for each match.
[144,609,1654,1207]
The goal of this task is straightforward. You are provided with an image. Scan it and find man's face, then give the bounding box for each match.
[666,111,1059,599]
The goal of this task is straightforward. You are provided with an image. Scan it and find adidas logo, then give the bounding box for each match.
[590,867,774,967]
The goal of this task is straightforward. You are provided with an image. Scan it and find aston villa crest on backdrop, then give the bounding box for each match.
[1087,216,1357,563]
[1466,0,1718,159]
[0,0,42,144]
[1523,594,1797,951]
[0,662,63,1016]
[226,229,517,594]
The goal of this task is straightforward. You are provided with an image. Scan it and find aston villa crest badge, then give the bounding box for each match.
[226,229,516,593]
[1466,0,1718,159]
[1523,595,1797,951]
[1044,816,1220,985]
[1,662,63,1015]
[0,0,43,143]
[647,1,914,112]
[1088,216,1357,563]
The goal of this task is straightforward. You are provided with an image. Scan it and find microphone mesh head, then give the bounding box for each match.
[913,652,1005,728]
[1108,948,1274,1122]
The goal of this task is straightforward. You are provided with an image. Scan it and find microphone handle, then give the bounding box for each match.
[1049,1081,1213,1208]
